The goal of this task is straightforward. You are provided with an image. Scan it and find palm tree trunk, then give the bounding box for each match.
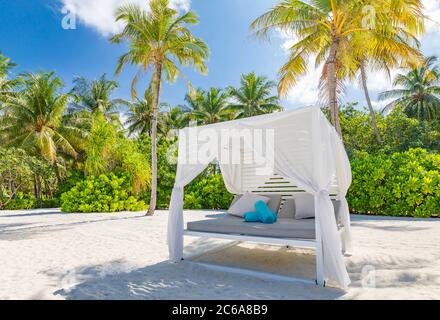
[10,178,16,199]
[360,63,382,144]
[53,161,62,185]
[327,38,342,138]
[33,175,38,199]
[147,62,163,216]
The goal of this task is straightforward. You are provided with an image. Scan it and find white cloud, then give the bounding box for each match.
[60,0,191,36]
[277,30,321,106]
[284,59,322,106]
[423,0,440,33]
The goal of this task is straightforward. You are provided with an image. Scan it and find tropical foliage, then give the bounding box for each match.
[348,149,440,217]
[111,0,209,215]
[227,72,282,118]
[251,0,425,137]
[61,173,147,213]
[1,0,439,217]
[380,56,440,121]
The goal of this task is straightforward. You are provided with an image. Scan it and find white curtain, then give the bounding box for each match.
[167,107,352,289]
[167,128,215,261]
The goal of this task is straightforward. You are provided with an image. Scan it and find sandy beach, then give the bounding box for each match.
[0,209,439,300]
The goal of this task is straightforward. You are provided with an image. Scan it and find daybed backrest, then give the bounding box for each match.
[231,194,282,214]
[277,197,342,223]
[243,174,339,208]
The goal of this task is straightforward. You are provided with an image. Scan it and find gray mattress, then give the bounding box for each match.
[187,214,316,240]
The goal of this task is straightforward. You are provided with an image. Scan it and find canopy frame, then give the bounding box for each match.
[167,106,353,289]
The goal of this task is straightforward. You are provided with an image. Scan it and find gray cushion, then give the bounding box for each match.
[278,199,295,219]
[276,198,342,222]
[230,194,282,214]
[187,214,316,240]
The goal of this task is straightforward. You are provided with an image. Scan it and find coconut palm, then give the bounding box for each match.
[159,105,190,137]
[0,52,15,77]
[0,72,83,183]
[379,56,440,121]
[70,74,125,123]
[227,72,282,118]
[125,92,169,137]
[251,0,423,137]
[125,96,154,137]
[190,88,231,124]
[111,0,209,215]
[346,0,425,143]
[0,53,17,106]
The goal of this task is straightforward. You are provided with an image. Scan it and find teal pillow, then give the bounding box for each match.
[255,200,277,224]
[243,211,260,222]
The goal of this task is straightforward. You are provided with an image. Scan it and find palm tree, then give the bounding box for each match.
[346,0,425,143]
[125,92,169,137]
[159,105,190,137]
[379,56,440,121]
[0,53,17,106]
[70,74,125,122]
[0,72,82,183]
[190,88,231,124]
[227,72,282,118]
[111,0,209,215]
[251,0,421,137]
[0,52,16,77]
[125,96,154,137]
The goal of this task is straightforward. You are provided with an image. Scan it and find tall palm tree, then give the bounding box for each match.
[111,0,209,215]
[190,88,231,124]
[70,74,125,122]
[379,56,440,121]
[347,0,425,143]
[0,72,82,183]
[251,0,418,137]
[227,72,282,118]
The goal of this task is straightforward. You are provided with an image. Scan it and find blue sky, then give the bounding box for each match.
[0,0,439,111]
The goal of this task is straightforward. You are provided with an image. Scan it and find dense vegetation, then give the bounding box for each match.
[349,149,440,217]
[1,0,439,217]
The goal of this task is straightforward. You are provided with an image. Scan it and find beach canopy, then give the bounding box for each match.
[167,106,352,288]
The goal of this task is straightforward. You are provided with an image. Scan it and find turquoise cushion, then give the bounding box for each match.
[254,200,277,224]
[243,211,260,222]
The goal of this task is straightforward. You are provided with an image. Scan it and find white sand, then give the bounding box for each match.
[0,209,439,300]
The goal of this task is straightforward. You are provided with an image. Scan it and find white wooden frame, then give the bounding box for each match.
[184,225,345,287]
[182,158,344,287]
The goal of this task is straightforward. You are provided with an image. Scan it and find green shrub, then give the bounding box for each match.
[348,148,440,217]
[184,173,234,210]
[1,192,37,210]
[61,173,148,213]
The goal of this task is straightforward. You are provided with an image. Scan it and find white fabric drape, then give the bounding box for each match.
[166,107,352,288]
[167,128,215,261]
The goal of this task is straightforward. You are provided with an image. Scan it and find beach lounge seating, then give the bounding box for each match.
[187,199,341,242]
[167,107,353,289]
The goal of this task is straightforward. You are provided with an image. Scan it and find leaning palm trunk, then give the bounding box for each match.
[327,38,342,137]
[147,63,163,216]
[360,64,382,143]
[9,178,16,199]
[53,161,62,185]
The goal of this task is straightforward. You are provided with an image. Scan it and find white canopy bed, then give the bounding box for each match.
[167,106,353,289]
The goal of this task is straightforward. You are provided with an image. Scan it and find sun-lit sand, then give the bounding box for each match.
[0,209,439,300]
